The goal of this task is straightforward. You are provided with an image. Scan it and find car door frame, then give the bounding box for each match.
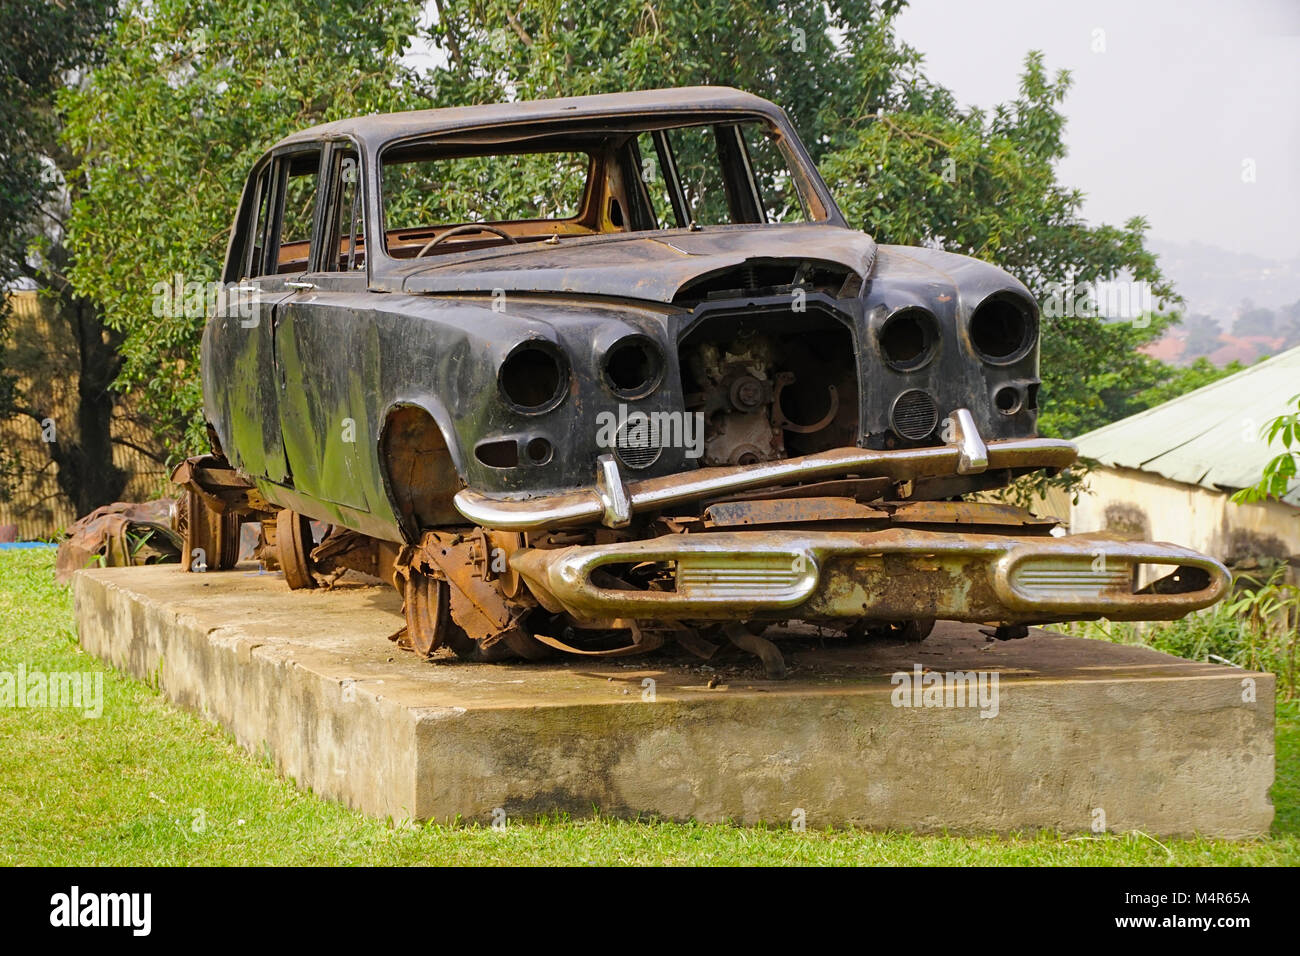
[209,142,325,486]
[272,137,380,516]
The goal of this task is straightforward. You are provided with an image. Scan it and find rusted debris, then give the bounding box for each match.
[530,623,665,657]
[883,500,1060,531]
[55,499,182,582]
[172,454,272,516]
[704,497,888,528]
[310,526,399,588]
[723,623,787,680]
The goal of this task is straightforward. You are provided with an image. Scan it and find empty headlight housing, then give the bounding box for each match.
[969,292,1037,365]
[601,335,664,399]
[878,307,939,372]
[499,340,569,413]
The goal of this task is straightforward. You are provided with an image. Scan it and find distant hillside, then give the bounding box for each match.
[1149,238,1300,325]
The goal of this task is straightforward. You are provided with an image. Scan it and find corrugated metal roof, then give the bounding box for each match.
[1073,345,1300,505]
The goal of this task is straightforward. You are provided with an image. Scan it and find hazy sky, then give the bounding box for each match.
[893,0,1300,260]
[404,0,1299,260]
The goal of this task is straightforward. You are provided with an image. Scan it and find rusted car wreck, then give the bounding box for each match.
[175,87,1228,676]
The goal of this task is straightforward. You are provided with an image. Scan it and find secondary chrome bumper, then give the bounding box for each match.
[509,528,1230,625]
[455,428,1079,531]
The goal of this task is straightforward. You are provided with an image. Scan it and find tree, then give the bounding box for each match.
[427,0,918,164]
[60,0,1214,468]
[60,0,430,458]
[1233,305,1276,338]
[819,51,1182,438]
[1181,313,1223,360]
[0,0,132,517]
[1233,393,1300,506]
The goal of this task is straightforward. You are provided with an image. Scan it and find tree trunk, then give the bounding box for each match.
[43,295,128,517]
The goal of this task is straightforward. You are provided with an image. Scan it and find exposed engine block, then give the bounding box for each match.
[681,317,857,466]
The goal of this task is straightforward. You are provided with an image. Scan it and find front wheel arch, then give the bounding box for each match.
[378,402,465,542]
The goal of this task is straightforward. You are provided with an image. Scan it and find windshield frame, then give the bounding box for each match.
[372,109,843,266]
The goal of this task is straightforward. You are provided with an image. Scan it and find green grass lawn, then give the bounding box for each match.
[1,547,1295,866]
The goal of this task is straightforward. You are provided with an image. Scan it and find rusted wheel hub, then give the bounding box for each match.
[403,570,455,658]
[276,509,317,590]
[401,565,517,661]
[179,488,240,572]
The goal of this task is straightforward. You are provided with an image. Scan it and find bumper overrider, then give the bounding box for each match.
[454,411,1229,626]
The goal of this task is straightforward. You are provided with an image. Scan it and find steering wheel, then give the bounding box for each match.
[414,224,518,258]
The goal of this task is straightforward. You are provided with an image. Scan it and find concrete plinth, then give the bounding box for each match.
[72,565,1275,837]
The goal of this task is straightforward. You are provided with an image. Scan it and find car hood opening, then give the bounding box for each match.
[397,224,876,304]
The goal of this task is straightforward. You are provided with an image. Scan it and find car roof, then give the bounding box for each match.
[270,86,788,151]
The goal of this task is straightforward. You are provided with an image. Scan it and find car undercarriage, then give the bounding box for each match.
[175,410,1228,677]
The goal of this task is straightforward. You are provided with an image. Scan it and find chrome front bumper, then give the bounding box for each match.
[509,528,1230,625]
[455,429,1079,531]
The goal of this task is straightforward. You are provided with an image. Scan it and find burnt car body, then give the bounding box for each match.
[177,87,1227,673]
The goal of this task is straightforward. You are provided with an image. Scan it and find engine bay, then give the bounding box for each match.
[679,310,859,466]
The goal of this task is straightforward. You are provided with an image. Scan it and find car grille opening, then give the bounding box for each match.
[891,389,939,440]
[678,305,859,465]
[615,417,663,469]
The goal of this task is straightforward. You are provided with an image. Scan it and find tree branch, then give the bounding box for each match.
[505,7,533,46]
[111,435,168,464]
[433,0,463,67]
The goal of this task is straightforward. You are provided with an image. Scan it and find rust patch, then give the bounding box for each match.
[704,496,888,528]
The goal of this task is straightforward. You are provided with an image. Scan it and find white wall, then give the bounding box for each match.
[1069,466,1300,565]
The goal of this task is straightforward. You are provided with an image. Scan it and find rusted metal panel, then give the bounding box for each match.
[885,500,1060,530]
[172,455,274,516]
[704,497,888,527]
